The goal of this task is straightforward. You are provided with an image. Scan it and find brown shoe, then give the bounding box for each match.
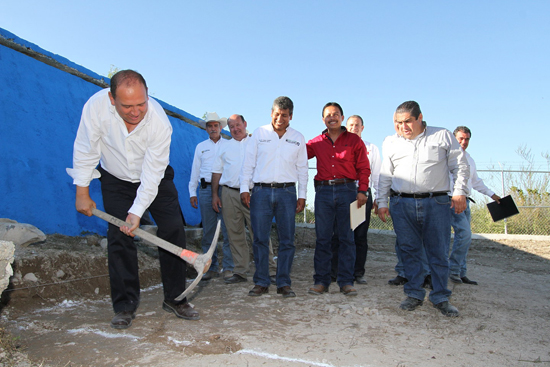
[308,284,328,295]
[340,285,358,296]
[162,301,200,320]
[277,286,296,298]
[110,310,136,329]
[248,285,269,296]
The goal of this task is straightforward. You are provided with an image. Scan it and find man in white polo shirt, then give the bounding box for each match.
[189,113,234,280]
[240,97,308,298]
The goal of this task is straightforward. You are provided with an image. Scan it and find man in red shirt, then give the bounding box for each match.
[306,102,370,296]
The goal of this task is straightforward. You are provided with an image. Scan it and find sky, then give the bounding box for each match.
[2,0,549,171]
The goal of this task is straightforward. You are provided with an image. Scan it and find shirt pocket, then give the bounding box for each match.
[281,138,302,164]
[334,145,355,162]
[420,143,444,163]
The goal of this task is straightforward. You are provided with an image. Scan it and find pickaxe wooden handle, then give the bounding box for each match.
[91,208,219,301]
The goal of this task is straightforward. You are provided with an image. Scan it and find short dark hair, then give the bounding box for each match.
[272,96,294,115]
[348,115,363,126]
[322,102,343,117]
[454,126,472,137]
[395,101,421,119]
[110,70,148,99]
[238,114,246,123]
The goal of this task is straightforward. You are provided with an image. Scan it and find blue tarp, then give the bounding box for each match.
[0,27,213,235]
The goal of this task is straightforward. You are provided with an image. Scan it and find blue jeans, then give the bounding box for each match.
[199,186,233,272]
[390,195,452,305]
[331,189,373,278]
[314,182,357,288]
[250,185,297,288]
[394,240,430,278]
[449,200,471,277]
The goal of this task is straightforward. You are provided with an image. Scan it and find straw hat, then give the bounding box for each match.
[200,112,227,129]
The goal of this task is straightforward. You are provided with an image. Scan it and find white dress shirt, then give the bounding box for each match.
[240,124,308,199]
[449,150,495,197]
[68,88,172,218]
[378,126,469,209]
[188,138,227,197]
[212,136,251,189]
[364,139,381,196]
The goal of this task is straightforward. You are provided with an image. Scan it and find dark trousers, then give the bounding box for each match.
[99,166,187,313]
[331,189,373,278]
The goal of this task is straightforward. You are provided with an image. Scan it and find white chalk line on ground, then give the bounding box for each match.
[167,336,193,346]
[67,327,141,341]
[237,349,338,367]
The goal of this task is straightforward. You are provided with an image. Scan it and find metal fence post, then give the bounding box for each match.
[498,162,508,234]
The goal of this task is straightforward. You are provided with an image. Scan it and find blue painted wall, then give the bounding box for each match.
[0,28,215,235]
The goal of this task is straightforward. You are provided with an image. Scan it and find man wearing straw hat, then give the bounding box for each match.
[189,112,234,280]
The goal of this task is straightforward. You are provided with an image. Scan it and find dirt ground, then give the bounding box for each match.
[1,226,549,367]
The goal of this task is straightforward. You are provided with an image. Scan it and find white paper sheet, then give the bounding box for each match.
[349,200,365,230]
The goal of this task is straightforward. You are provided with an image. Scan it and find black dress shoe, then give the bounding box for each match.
[277,286,296,298]
[399,297,423,311]
[433,301,459,317]
[422,274,433,290]
[224,274,247,284]
[461,276,478,285]
[163,301,200,320]
[355,276,368,285]
[110,310,136,329]
[388,275,408,286]
[202,270,219,281]
[449,274,463,284]
[248,285,269,296]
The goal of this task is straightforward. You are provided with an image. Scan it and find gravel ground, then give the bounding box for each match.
[1,227,549,367]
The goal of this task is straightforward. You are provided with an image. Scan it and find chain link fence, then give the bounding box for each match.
[469,169,550,235]
[296,167,550,236]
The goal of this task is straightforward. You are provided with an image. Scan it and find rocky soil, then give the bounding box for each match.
[0,226,549,367]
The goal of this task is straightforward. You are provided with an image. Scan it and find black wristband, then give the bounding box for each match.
[358,190,367,196]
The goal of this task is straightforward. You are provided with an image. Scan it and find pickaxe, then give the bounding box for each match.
[92,208,218,301]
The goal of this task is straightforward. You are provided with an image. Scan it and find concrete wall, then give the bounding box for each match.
[0,28,217,236]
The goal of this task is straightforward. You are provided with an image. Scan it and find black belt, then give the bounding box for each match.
[255,182,295,188]
[223,185,239,191]
[391,190,448,199]
[314,178,356,187]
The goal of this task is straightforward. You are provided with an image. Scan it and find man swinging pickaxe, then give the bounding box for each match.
[92,208,218,301]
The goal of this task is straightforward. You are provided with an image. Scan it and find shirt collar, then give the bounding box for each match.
[322,126,346,135]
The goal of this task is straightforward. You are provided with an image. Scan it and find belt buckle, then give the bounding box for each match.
[327,179,337,185]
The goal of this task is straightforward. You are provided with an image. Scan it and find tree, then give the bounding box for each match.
[107,65,120,78]
[470,145,550,235]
